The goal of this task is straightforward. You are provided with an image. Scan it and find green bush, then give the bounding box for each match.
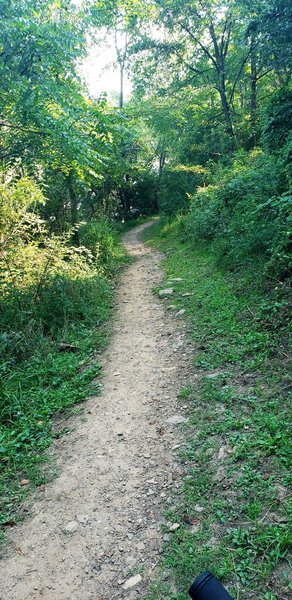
[158,165,206,215]
[186,149,291,279]
[0,181,124,365]
[0,244,111,364]
[78,218,124,272]
[262,87,292,151]
[0,179,127,530]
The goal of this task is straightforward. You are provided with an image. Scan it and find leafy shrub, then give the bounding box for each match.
[0,180,123,365]
[186,149,291,279]
[159,165,206,215]
[262,87,292,151]
[78,217,125,272]
[0,177,45,236]
[0,235,110,363]
[186,184,227,241]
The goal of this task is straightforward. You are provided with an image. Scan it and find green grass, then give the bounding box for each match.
[0,236,129,542]
[142,218,291,600]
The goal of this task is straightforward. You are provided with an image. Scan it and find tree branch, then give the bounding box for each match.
[154,0,218,69]
[256,68,273,81]
[172,49,209,77]
[0,121,45,135]
[222,18,232,59]
[229,51,251,105]
[180,21,218,69]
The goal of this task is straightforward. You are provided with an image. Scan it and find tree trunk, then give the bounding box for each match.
[115,27,127,109]
[159,151,166,177]
[119,63,124,109]
[154,150,167,212]
[119,186,131,220]
[249,31,257,148]
[67,170,79,243]
[208,21,235,142]
[218,70,235,139]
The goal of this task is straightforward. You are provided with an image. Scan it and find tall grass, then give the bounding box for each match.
[0,179,128,536]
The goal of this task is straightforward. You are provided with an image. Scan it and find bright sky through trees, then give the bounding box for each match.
[80,37,132,101]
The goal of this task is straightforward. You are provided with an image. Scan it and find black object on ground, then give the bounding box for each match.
[189,571,234,600]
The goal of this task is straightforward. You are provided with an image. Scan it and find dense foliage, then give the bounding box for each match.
[0,0,291,594]
[0,0,143,532]
[123,0,291,296]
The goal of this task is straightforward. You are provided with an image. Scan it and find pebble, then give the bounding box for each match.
[218,446,226,460]
[63,521,79,534]
[76,514,89,526]
[122,574,142,590]
[136,542,145,551]
[169,278,183,282]
[166,414,188,425]
[205,372,221,379]
[158,288,174,297]
[215,466,226,482]
[169,523,180,531]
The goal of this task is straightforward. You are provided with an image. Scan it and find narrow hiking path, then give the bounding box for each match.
[0,222,193,600]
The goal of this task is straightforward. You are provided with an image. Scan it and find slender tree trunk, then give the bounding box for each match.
[119,63,124,109]
[218,70,235,139]
[159,151,166,177]
[115,27,128,109]
[249,31,257,148]
[119,186,130,220]
[67,170,79,242]
[208,21,235,142]
[154,150,167,212]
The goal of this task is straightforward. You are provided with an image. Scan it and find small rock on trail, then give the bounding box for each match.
[0,222,194,600]
[158,287,174,297]
[63,521,79,534]
[122,574,142,590]
[166,414,188,425]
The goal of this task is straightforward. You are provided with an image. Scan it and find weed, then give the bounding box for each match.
[178,385,193,399]
[142,220,291,600]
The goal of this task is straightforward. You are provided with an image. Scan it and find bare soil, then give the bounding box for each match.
[0,223,194,600]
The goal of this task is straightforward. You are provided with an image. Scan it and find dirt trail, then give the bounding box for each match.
[0,223,193,600]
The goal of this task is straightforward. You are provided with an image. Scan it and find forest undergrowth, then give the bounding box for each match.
[0,215,130,541]
[142,219,291,600]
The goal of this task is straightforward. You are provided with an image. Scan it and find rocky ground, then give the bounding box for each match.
[0,222,195,600]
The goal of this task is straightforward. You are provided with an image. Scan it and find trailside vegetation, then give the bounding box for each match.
[0,0,291,596]
[142,218,291,600]
[0,0,150,535]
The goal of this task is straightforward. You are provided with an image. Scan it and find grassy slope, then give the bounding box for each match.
[0,234,130,541]
[142,219,291,600]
